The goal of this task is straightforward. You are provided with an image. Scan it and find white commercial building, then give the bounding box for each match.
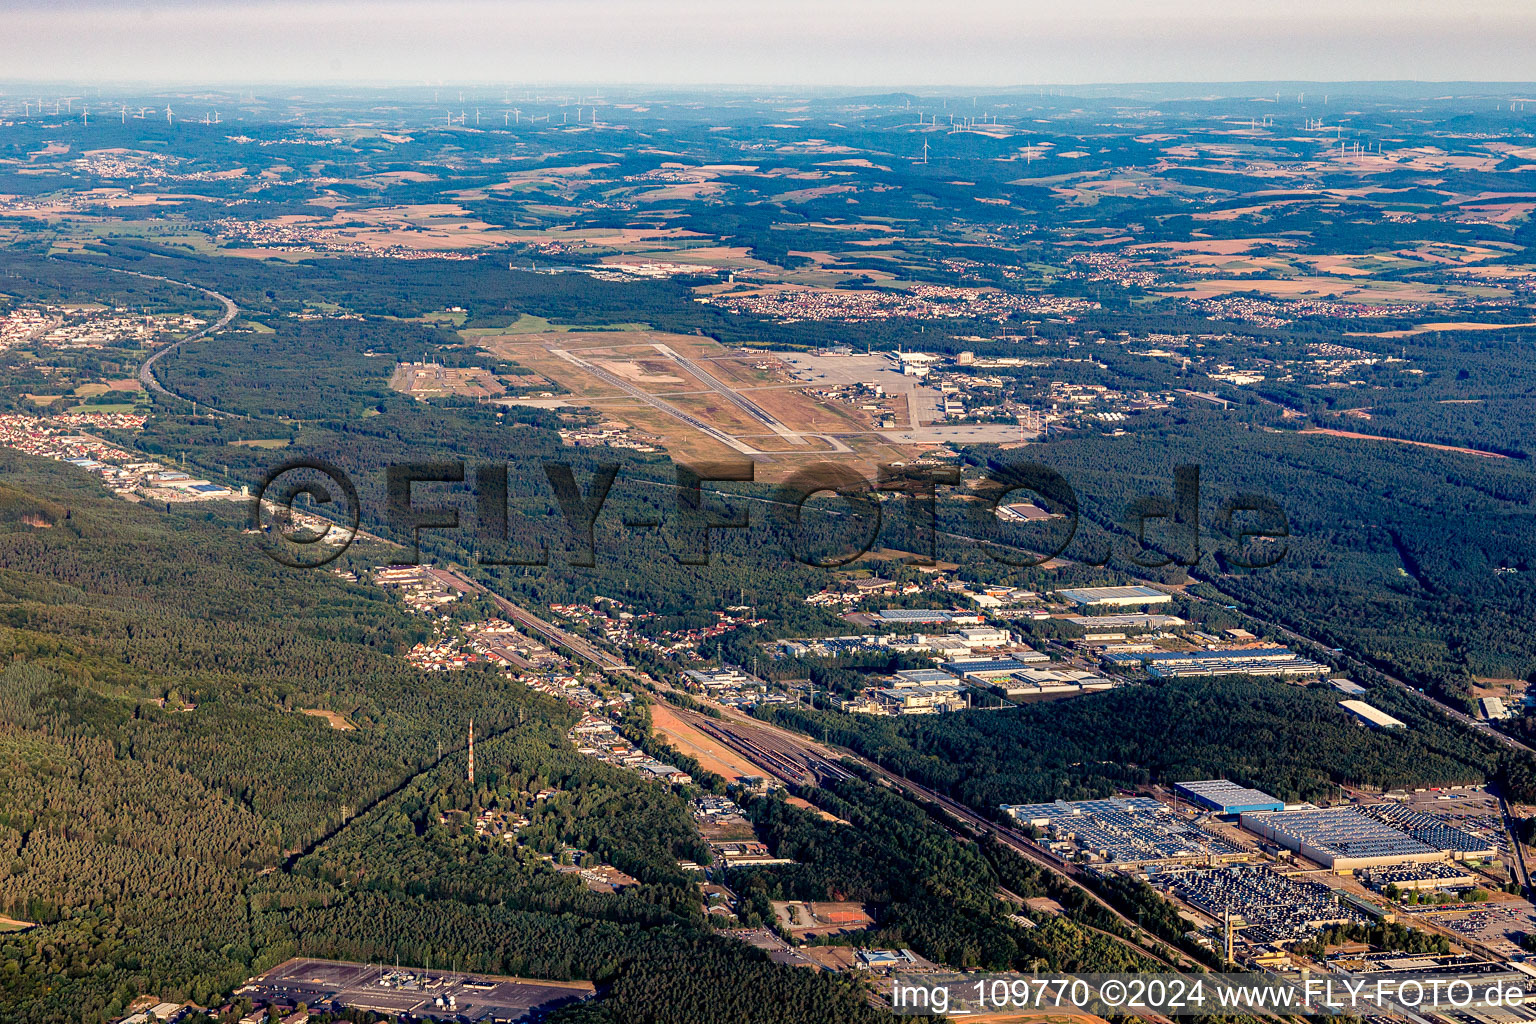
[1056,585,1172,608]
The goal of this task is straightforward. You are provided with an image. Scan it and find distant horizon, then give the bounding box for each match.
[3,79,1536,95]
[14,1,1536,88]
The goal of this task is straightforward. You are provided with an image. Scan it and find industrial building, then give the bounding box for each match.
[996,502,1059,523]
[873,682,967,714]
[877,608,961,624]
[991,666,1116,696]
[1339,699,1406,730]
[1065,613,1186,630]
[1000,797,1243,865]
[1055,585,1172,608]
[942,657,1048,681]
[1175,779,1285,815]
[1329,678,1368,696]
[1238,807,1448,870]
[1320,950,1536,1012]
[1480,696,1512,720]
[952,625,1011,647]
[685,667,764,689]
[1360,863,1480,892]
[891,668,958,685]
[1102,646,1325,678]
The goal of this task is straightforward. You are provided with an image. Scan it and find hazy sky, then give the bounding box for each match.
[9,0,1536,86]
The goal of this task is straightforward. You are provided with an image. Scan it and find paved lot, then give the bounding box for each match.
[242,958,594,1022]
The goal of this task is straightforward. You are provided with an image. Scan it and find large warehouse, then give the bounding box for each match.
[1175,779,1285,815]
[1055,585,1172,608]
[1339,700,1407,730]
[1104,647,1326,679]
[1238,807,1449,870]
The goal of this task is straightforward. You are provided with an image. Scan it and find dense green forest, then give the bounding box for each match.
[0,454,901,1024]
[11,241,1536,718]
[757,675,1533,809]
[729,777,1171,973]
[0,453,1300,1024]
[5,84,1536,1024]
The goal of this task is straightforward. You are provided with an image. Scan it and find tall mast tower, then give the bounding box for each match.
[467,719,475,785]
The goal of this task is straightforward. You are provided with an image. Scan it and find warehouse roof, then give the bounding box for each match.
[1340,700,1407,729]
[1241,807,1436,861]
[1175,779,1284,812]
[1056,585,1171,605]
[878,609,954,622]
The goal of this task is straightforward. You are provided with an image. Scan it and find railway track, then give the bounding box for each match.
[686,712,854,786]
[665,700,1189,967]
[430,567,631,673]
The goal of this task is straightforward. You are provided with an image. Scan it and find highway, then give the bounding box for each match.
[1181,568,1536,757]
[78,265,244,414]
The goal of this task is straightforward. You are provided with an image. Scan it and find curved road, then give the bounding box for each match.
[82,264,243,415]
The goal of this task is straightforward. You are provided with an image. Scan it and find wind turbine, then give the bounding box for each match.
[165,105,173,127]
[81,107,88,127]
[513,107,521,124]
[120,105,127,124]
[921,139,929,164]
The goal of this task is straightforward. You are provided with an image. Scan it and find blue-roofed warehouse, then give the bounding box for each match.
[1174,779,1285,815]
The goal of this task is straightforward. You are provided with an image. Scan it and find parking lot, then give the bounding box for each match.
[1157,865,1370,944]
[240,958,595,1022]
